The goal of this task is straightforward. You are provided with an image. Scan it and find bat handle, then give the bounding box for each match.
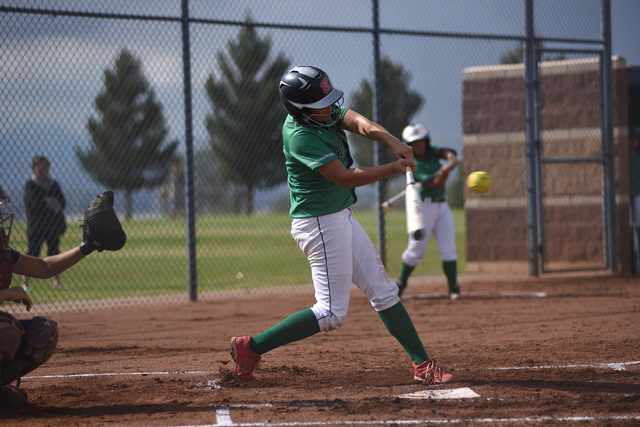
[405,166,415,185]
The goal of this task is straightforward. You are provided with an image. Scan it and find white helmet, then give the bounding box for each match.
[402,124,430,144]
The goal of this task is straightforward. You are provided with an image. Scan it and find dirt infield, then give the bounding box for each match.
[1,273,639,426]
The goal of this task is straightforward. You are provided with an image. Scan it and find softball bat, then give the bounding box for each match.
[405,166,424,240]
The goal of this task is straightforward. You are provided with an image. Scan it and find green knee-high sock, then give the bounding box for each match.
[442,260,458,292]
[397,262,415,295]
[378,302,429,365]
[442,260,457,287]
[398,262,415,285]
[250,309,321,355]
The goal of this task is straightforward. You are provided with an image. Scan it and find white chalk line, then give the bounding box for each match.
[24,359,640,381]
[216,406,233,426]
[482,360,640,372]
[403,291,547,301]
[174,413,640,427]
[18,364,640,426]
[26,370,212,379]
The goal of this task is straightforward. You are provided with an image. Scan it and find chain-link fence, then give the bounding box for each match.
[1,0,612,313]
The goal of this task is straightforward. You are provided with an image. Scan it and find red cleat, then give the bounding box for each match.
[413,359,457,384]
[230,336,261,382]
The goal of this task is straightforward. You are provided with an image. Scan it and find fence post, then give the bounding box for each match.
[601,0,618,271]
[372,0,386,266]
[181,0,198,299]
[524,0,540,276]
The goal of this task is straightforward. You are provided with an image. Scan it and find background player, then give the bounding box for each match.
[23,155,67,291]
[395,124,461,300]
[229,66,457,385]
[0,188,120,406]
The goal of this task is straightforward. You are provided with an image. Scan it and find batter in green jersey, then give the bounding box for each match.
[229,66,458,386]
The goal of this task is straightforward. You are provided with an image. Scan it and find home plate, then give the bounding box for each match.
[397,387,480,400]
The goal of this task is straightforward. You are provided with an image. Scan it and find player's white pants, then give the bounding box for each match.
[402,199,457,267]
[292,208,400,333]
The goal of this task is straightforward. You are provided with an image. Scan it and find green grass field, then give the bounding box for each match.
[8,208,466,304]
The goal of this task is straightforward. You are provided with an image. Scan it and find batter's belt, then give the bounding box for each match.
[422,195,446,203]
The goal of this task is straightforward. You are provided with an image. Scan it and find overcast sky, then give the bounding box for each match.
[611,0,640,67]
[2,0,638,211]
[3,0,638,164]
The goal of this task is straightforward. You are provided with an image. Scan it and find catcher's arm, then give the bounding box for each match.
[14,247,86,279]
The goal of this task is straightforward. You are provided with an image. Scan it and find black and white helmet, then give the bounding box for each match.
[402,124,430,145]
[279,66,344,127]
[0,187,14,251]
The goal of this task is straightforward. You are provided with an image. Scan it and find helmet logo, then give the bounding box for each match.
[320,78,330,94]
[297,77,310,90]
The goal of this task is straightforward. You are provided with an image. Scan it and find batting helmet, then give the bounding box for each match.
[279,66,344,127]
[0,187,14,251]
[402,124,431,145]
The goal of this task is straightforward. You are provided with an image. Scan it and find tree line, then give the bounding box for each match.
[79,21,481,218]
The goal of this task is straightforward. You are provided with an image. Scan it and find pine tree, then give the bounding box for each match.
[78,48,177,218]
[204,21,290,215]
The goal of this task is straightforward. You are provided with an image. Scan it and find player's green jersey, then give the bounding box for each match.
[283,107,357,218]
[413,146,447,200]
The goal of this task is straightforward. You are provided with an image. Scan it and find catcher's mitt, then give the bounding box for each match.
[79,190,126,255]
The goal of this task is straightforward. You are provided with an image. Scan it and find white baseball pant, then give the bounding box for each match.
[291,208,400,333]
[401,198,457,267]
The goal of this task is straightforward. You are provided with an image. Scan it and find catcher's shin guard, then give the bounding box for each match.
[0,311,25,386]
[1,316,58,387]
[0,384,27,406]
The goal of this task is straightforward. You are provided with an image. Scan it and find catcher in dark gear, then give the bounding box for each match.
[0,188,125,406]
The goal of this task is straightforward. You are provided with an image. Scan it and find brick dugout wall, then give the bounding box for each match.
[462,56,632,274]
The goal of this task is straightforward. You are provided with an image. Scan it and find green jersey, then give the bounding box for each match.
[413,146,447,200]
[283,107,357,218]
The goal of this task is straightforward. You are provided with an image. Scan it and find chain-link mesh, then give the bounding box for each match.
[1,0,609,314]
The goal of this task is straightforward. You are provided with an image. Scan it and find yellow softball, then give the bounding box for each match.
[467,171,492,193]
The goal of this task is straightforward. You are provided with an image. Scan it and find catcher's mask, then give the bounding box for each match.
[402,123,431,149]
[0,188,14,251]
[279,66,344,127]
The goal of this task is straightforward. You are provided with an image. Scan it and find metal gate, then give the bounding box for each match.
[535,50,610,273]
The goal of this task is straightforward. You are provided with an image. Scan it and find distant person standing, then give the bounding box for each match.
[23,155,67,291]
[164,161,185,220]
